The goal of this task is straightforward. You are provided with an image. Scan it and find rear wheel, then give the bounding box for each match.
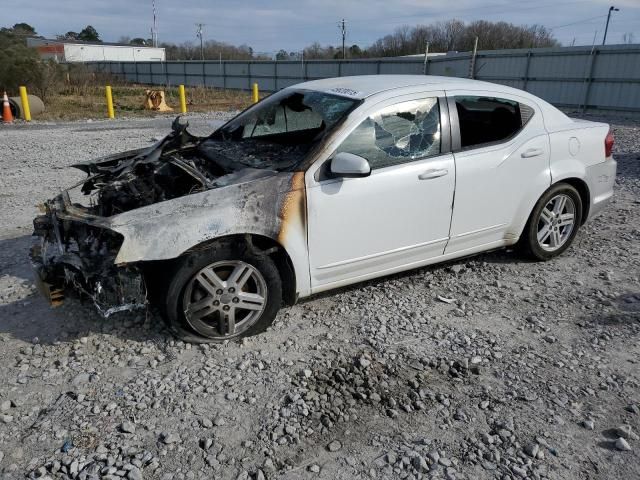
[520,183,582,261]
[164,242,282,341]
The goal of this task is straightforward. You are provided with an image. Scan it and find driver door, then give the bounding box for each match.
[306,93,455,291]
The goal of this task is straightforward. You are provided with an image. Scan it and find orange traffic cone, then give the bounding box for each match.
[2,92,13,123]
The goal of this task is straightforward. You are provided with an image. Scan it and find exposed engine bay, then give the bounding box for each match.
[75,118,232,216]
[72,117,310,217]
[78,147,216,217]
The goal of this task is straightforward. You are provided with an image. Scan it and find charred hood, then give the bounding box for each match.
[70,117,286,217]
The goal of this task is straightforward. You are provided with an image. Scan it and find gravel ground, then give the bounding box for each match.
[0,113,639,480]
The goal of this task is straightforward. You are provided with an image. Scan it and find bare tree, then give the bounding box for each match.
[438,19,466,51]
[162,40,255,60]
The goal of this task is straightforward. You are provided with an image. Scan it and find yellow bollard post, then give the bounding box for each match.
[252,83,259,104]
[19,86,32,121]
[105,86,115,119]
[178,85,187,114]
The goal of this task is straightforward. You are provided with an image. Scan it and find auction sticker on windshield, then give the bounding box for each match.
[328,87,364,97]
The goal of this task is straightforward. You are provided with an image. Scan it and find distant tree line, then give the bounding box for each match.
[161,40,266,61]
[301,20,560,60]
[110,18,561,60]
[117,36,267,60]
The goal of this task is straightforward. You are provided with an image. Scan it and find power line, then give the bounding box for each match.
[549,15,607,30]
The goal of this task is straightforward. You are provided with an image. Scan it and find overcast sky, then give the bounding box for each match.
[4,0,640,53]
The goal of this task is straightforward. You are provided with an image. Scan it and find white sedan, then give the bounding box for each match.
[32,75,617,341]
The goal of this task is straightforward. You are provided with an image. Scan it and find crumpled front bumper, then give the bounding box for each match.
[29,196,147,317]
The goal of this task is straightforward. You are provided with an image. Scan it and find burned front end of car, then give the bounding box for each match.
[30,191,147,316]
[29,117,212,315]
[29,92,358,320]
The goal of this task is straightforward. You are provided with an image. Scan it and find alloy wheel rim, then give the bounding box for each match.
[183,260,267,339]
[537,194,576,252]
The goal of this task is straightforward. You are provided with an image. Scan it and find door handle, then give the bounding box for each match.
[418,168,448,180]
[521,148,543,158]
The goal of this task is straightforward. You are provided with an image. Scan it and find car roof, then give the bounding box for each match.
[295,75,508,99]
[293,74,571,129]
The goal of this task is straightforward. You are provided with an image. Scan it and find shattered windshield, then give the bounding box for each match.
[201,89,359,172]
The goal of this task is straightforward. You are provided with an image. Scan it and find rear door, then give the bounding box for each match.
[445,91,551,254]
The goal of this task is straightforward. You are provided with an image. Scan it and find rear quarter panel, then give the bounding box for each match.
[548,120,611,220]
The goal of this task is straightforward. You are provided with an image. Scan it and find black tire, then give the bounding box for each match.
[163,240,282,342]
[520,183,583,261]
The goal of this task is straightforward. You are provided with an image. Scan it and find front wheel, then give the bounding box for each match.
[520,183,583,261]
[164,242,282,341]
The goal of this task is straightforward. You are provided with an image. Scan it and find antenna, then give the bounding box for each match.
[339,19,346,59]
[196,23,205,60]
[152,0,158,47]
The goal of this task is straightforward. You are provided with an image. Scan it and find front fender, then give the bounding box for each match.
[108,171,311,296]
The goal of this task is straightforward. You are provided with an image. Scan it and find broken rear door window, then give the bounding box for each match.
[454,96,529,149]
[336,97,441,170]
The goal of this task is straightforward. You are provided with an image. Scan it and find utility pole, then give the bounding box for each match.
[468,36,478,79]
[339,19,346,59]
[423,42,430,75]
[602,6,619,45]
[196,23,205,60]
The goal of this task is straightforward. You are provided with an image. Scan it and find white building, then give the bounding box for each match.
[27,38,166,62]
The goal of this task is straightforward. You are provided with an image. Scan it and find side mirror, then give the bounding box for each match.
[330,152,371,178]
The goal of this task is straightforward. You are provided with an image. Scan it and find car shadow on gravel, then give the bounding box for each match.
[0,234,35,280]
[0,295,172,346]
[593,312,640,326]
[583,293,640,327]
[1,232,527,346]
[0,293,171,345]
[0,235,170,346]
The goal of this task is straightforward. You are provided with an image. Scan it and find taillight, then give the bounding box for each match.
[605,130,614,157]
